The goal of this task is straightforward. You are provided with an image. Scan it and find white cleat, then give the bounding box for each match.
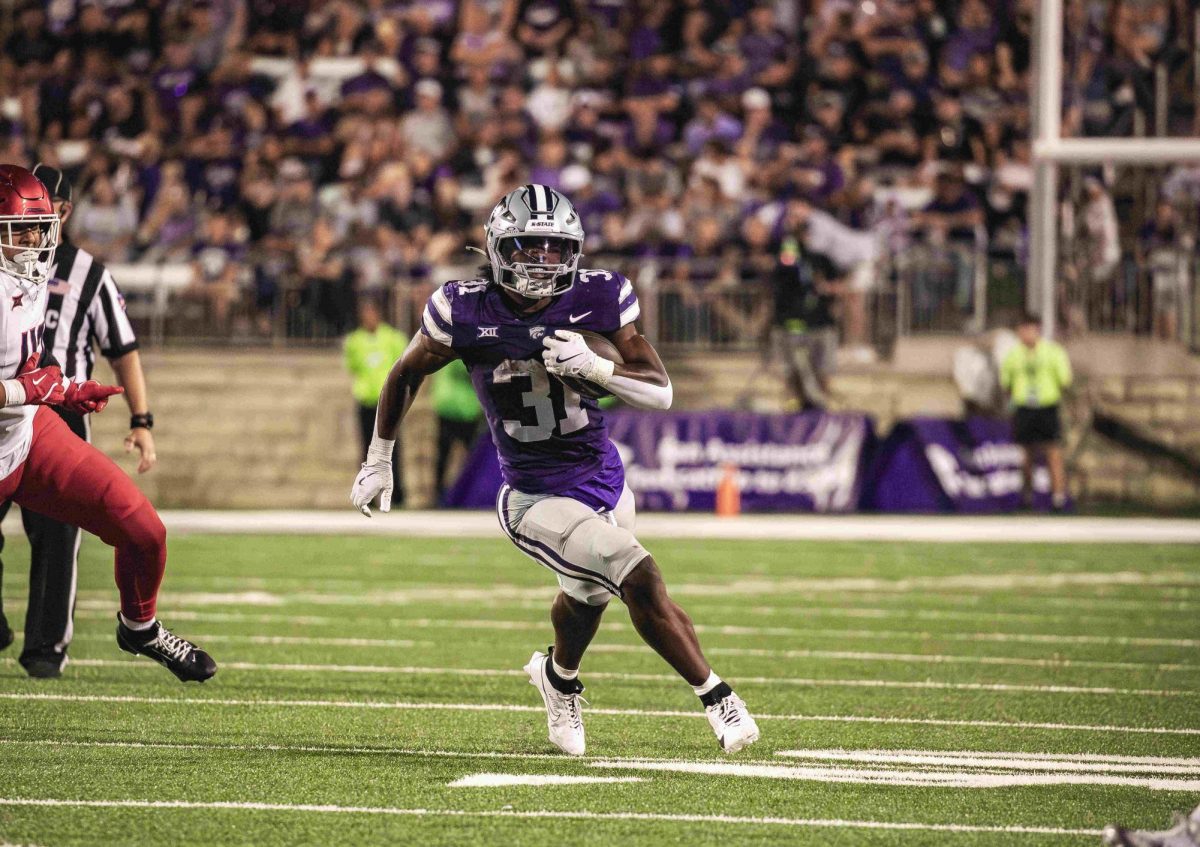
[524,650,586,756]
[705,690,760,754]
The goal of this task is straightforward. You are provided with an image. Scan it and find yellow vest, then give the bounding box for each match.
[343,324,409,406]
[1000,340,1072,408]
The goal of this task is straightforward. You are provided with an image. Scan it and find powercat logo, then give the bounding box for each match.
[529,326,546,339]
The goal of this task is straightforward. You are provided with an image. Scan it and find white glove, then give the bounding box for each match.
[350,439,394,517]
[542,330,613,385]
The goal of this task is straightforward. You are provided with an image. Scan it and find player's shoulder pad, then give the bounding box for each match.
[422,278,490,347]
[575,268,639,331]
[440,277,490,298]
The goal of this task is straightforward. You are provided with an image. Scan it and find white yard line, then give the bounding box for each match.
[0,738,817,767]
[123,510,1200,543]
[55,604,1200,648]
[448,773,644,787]
[0,798,1099,836]
[591,643,1199,672]
[51,658,1197,698]
[124,609,1200,647]
[56,593,1200,628]
[9,738,1195,774]
[2,692,1196,736]
[70,633,433,650]
[774,749,1200,774]
[60,631,1200,673]
[47,570,1200,606]
[586,760,1200,792]
[66,605,1200,652]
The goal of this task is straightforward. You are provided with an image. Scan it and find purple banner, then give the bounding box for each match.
[864,417,1055,512]
[443,410,875,512]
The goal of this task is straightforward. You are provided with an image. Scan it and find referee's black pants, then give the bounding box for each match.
[357,403,404,506]
[0,407,87,672]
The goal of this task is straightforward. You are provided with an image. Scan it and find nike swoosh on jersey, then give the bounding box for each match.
[568,312,592,323]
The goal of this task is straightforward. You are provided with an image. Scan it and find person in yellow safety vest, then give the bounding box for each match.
[999,313,1073,511]
[430,359,483,501]
[344,300,409,507]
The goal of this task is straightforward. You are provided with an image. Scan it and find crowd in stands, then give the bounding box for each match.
[0,0,1195,346]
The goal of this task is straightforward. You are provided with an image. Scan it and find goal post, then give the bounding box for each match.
[1029,0,1200,340]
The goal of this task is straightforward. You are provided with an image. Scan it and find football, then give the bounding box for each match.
[555,329,623,399]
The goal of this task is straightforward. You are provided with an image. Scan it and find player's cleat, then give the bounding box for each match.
[1102,810,1200,847]
[0,611,12,653]
[524,649,586,756]
[116,615,217,683]
[21,654,65,679]
[703,685,760,754]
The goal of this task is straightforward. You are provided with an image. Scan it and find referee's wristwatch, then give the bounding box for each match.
[130,412,154,430]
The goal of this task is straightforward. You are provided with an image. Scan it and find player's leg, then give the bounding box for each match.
[12,408,215,682]
[0,500,12,652]
[18,505,80,678]
[504,483,760,753]
[608,486,760,753]
[620,555,708,684]
[498,485,614,755]
[550,590,606,672]
[18,406,86,678]
[620,555,760,752]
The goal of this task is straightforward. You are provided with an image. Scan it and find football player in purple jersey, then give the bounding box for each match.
[351,184,759,755]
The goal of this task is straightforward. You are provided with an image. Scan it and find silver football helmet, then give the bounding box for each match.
[484,184,584,299]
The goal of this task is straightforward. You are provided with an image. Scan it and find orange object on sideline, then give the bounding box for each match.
[715,463,741,517]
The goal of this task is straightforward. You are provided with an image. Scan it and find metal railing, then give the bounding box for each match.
[881,235,989,337]
[109,231,1194,356]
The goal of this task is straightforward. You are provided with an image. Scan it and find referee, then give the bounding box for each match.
[0,165,158,678]
[999,313,1073,511]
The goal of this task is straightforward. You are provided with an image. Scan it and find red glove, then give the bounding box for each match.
[61,380,124,414]
[13,355,66,405]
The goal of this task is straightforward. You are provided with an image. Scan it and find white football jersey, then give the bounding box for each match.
[0,268,50,481]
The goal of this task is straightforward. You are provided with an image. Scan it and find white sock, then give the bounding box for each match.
[119,613,156,632]
[691,671,722,697]
[551,656,578,681]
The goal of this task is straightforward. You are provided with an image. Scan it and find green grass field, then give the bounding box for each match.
[0,532,1197,846]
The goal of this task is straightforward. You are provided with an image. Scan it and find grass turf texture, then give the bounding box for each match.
[0,534,1197,846]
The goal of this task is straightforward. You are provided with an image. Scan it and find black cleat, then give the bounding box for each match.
[21,657,63,679]
[116,615,217,683]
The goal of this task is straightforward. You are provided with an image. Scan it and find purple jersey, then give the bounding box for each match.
[421,269,639,507]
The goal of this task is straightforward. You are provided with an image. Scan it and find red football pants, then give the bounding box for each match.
[0,407,165,621]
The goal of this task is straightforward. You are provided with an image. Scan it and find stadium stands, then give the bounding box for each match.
[1,0,1196,351]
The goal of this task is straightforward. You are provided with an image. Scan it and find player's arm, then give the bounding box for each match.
[375,332,457,440]
[110,350,157,473]
[543,323,673,410]
[350,332,458,516]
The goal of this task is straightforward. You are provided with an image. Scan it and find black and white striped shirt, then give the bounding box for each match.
[45,244,139,381]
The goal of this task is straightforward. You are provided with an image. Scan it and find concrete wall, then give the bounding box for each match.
[1075,376,1200,508]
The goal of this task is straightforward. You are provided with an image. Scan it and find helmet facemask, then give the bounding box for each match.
[484,185,586,300]
[493,233,581,299]
[0,215,59,285]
